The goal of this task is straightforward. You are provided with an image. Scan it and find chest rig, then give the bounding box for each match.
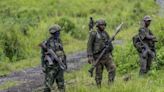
[47,38,64,58]
[93,31,109,54]
[140,28,155,48]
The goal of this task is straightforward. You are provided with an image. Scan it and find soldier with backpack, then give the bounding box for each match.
[133,16,157,75]
[87,19,116,87]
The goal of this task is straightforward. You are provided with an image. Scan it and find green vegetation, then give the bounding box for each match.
[0,58,39,76]
[0,80,19,90]
[65,64,164,92]
[0,0,164,91]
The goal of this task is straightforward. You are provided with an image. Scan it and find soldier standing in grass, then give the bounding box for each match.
[87,19,116,87]
[133,16,157,75]
[40,24,67,92]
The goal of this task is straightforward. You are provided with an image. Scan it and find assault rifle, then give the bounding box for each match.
[138,36,157,58]
[39,42,66,70]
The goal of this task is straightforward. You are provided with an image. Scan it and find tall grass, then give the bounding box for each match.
[65,64,164,92]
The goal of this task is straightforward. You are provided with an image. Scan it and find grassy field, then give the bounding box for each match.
[65,64,164,92]
[0,0,164,91]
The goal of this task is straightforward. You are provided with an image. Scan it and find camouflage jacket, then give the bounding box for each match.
[41,37,66,67]
[87,30,113,57]
[138,27,156,51]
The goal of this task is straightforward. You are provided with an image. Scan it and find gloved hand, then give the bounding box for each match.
[88,56,94,64]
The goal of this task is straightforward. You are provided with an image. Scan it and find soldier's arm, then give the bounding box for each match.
[139,28,155,40]
[40,40,48,67]
[59,39,67,57]
[149,30,157,41]
[59,39,67,68]
[105,31,113,52]
[87,31,96,57]
[41,47,46,67]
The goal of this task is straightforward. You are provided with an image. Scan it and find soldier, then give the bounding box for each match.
[87,19,116,87]
[133,15,157,75]
[41,24,67,92]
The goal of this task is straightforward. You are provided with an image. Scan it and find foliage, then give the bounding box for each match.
[65,64,164,92]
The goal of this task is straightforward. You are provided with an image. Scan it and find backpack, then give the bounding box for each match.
[132,34,142,53]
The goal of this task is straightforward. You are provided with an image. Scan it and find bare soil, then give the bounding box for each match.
[0,51,87,92]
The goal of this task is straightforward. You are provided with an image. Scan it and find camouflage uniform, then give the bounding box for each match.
[41,25,66,92]
[135,16,156,75]
[87,19,116,86]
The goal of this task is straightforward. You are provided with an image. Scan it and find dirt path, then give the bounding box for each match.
[0,51,87,92]
[0,36,124,92]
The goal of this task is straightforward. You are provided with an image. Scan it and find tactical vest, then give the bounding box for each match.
[93,31,109,54]
[139,28,155,49]
[47,38,65,59]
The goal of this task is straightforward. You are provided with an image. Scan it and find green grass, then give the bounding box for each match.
[65,64,164,92]
[0,58,39,76]
[0,80,19,90]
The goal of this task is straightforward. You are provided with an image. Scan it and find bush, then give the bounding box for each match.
[114,43,138,74]
[0,24,28,61]
[58,17,76,33]
[154,47,164,69]
[58,17,87,40]
[71,29,87,40]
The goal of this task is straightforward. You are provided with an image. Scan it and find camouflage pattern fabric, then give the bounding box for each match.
[41,25,66,92]
[87,19,116,86]
[138,27,156,75]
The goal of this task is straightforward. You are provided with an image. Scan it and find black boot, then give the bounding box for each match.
[44,88,51,92]
[58,88,65,92]
[108,71,115,85]
[96,80,101,88]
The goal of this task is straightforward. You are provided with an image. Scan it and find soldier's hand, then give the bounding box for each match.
[42,67,46,73]
[88,56,94,64]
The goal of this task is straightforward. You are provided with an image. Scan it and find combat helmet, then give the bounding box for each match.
[95,19,106,27]
[143,15,152,21]
[49,24,61,34]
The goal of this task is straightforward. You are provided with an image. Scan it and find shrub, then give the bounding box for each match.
[114,43,138,74]
[58,17,76,33]
[0,24,27,61]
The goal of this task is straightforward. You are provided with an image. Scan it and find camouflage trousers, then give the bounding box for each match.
[94,54,116,87]
[44,65,65,92]
[139,52,154,75]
